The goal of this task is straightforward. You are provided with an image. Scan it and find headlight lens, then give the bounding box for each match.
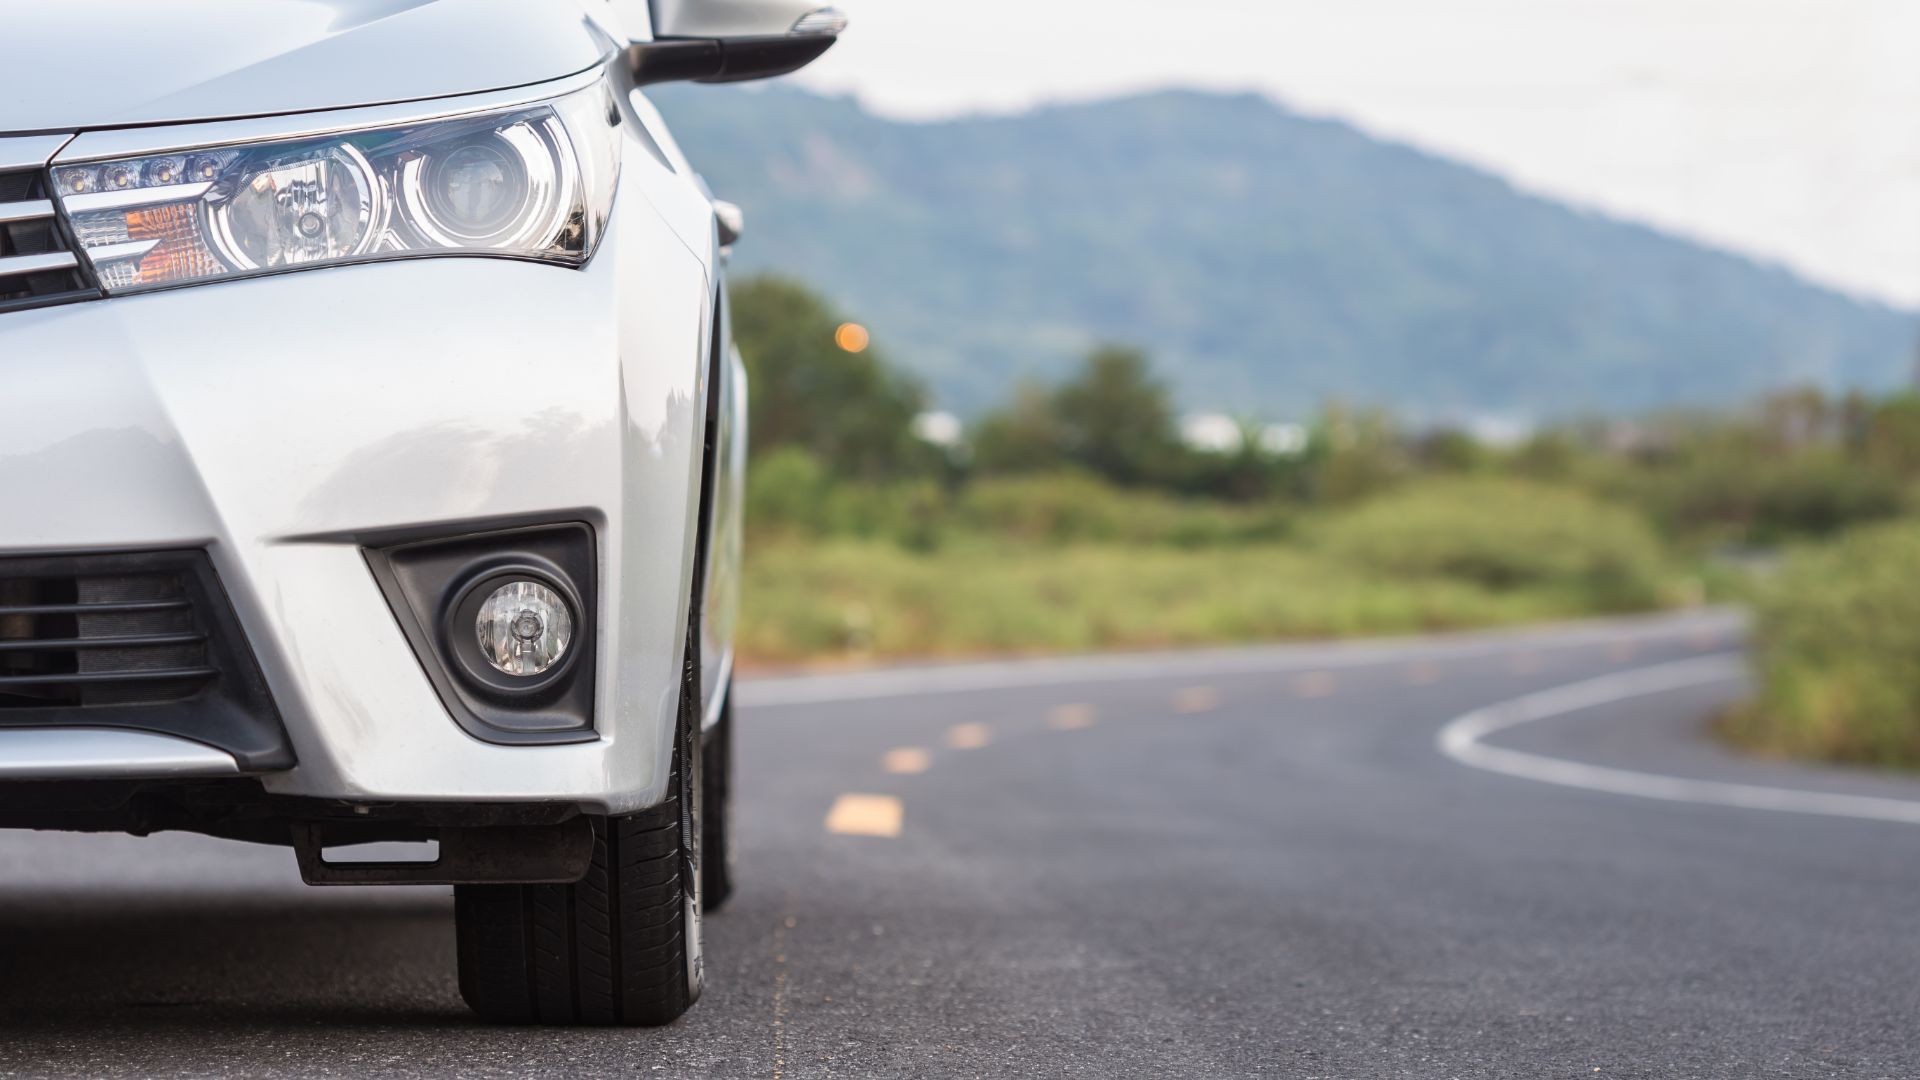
[54,84,619,293]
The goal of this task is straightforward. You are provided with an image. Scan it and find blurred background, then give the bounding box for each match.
[653,1,1920,770]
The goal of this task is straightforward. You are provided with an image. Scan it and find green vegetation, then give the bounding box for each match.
[729,273,1920,772]
[740,538,1629,663]
[731,276,939,480]
[1723,522,1920,767]
[653,80,1920,766]
[738,470,1688,663]
[1310,479,1670,608]
[730,276,1675,664]
[972,346,1183,486]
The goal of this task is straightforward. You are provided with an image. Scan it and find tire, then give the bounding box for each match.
[701,687,734,912]
[455,697,704,1026]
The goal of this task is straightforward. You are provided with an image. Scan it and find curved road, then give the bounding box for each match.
[3,610,1919,1078]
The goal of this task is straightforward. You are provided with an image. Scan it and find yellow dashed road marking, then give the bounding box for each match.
[825,794,903,838]
[1406,660,1441,685]
[946,722,992,749]
[882,747,931,775]
[1048,704,1097,730]
[1173,687,1220,714]
[1292,672,1336,698]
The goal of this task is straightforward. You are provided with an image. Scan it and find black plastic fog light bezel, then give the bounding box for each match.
[365,522,598,745]
[443,565,583,698]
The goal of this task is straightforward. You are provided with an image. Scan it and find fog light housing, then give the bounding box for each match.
[476,580,573,677]
[363,522,598,744]
[444,567,584,699]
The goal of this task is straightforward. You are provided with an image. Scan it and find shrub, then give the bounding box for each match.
[956,472,1290,547]
[1314,477,1669,608]
[1727,521,1920,766]
[737,538,1610,663]
[745,447,835,534]
[1615,452,1906,545]
[957,472,1137,543]
[746,448,953,549]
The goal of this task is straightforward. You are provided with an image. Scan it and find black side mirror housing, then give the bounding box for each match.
[628,31,838,86]
[624,3,845,86]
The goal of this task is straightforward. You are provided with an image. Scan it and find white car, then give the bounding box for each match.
[0,0,840,1026]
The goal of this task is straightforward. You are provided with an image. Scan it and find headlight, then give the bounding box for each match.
[53,83,620,294]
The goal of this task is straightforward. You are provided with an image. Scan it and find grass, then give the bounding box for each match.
[738,475,1688,665]
[1720,520,1920,768]
[739,537,1681,665]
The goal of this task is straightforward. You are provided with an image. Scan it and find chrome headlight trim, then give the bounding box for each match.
[50,75,621,295]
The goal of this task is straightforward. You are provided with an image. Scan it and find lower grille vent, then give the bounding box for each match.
[0,570,211,707]
[0,551,292,770]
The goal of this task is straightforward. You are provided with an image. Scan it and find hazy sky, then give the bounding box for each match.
[795,0,1920,309]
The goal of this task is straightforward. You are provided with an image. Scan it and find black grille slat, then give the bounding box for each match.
[0,633,207,653]
[0,551,292,770]
[76,575,204,700]
[0,566,212,707]
[0,163,99,313]
[0,600,191,617]
[0,668,218,687]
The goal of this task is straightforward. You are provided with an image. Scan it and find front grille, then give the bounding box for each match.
[0,168,99,314]
[0,552,293,770]
[0,569,211,708]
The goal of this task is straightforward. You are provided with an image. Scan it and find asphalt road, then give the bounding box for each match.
[3,609,1919,1079]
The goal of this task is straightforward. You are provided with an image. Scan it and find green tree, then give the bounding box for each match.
[1861,393,1920,479]
[1508,431,1581,481]
[970,382,1061,475]
[973,345,1184,487]
[1174,417,1290,502]
[1300,404,1404,505]
[1053,345,1182,486]
[730,275,932,480]
[1412,428,1487,474]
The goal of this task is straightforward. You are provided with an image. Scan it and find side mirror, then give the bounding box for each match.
[626,1,846,87]
[713,200,745,250]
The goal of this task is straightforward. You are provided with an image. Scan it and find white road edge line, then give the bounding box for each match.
[740,610,1744,708]
[1437,654,1920,826]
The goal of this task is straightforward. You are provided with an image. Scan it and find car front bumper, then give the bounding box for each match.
[0,202,714,815]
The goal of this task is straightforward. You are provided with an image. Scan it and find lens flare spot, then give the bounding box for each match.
[834,322,870,353]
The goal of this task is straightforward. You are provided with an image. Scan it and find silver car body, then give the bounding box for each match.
[0,1,749,815]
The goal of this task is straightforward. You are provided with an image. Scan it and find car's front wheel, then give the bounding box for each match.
[454,706,703,1026]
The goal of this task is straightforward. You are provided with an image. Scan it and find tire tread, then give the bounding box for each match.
[456,738,694,1027]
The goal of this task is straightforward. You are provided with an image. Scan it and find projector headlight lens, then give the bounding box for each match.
[475,580,573,678]
[54,82,619,293]
[408,135,533,244]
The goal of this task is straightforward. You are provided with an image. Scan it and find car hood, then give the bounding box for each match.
[2,0,618,135]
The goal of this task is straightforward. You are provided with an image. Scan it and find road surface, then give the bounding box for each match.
[3,609,1918,1078]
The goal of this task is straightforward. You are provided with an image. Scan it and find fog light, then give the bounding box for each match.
[475,580,572,677]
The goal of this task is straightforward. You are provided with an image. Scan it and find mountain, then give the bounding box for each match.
[650,84,1917,419]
